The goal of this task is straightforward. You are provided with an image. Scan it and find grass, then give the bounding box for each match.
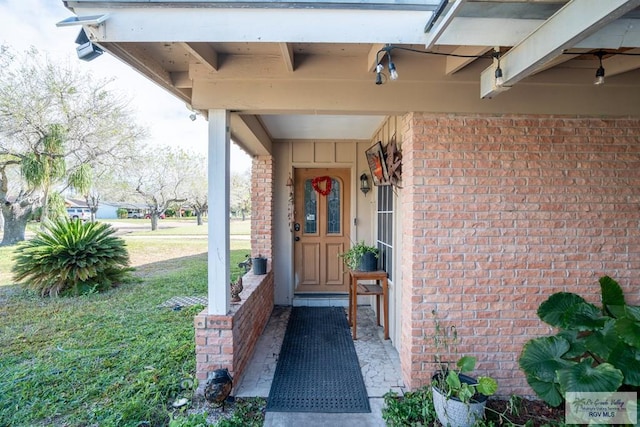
[0,246,14,287]
[0,224,252,426]
[108,219,249,237]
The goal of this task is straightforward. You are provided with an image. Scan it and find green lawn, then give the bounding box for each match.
[0,246,14,287]
[0,225,252,426]
[116,219,249,237]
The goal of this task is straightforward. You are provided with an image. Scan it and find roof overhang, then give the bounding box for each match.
[59,0,640,149]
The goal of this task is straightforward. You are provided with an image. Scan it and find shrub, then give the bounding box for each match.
[382,386,437,426]
[12,218,132,297]
[519,276,640,407]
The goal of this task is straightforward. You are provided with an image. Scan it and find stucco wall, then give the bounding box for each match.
[400,113,640,396]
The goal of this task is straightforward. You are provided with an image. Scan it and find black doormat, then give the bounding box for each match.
[266,307,371,413]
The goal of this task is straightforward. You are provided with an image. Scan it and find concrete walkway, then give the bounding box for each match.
[234,306,405,426]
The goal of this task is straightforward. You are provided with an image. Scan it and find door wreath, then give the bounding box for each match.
[311,176,332,196]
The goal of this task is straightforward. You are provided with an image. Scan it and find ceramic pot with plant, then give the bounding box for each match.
[431,356,498,427]
[338,241,379,271]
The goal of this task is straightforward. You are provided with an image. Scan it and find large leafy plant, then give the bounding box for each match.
[12,219,132,297]
[519,276,640,407]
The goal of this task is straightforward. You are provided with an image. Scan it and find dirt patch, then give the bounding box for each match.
[486,398,565,426]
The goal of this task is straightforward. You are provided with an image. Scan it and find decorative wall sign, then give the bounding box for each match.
[385,136,402,187]
[365,141,390,186]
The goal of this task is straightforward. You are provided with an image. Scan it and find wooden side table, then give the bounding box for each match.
[348,270,389,340]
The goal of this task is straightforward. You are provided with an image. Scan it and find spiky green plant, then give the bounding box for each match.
[12,219,132,297]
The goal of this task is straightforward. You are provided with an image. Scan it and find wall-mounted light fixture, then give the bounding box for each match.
[360,173,371,196]
[74,28,103,62]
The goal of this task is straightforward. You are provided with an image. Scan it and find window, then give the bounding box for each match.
[376,185,393,280]
[303,179,317,234]
[326,178,341,234]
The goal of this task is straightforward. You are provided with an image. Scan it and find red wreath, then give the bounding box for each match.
[311,176,332,196]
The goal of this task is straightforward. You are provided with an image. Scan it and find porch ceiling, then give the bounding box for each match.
[60,0,640,153]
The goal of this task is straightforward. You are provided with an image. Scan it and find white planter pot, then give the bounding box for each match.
[431,374,487,427]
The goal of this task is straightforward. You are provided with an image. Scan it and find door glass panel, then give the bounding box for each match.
[304,179,317,234]
[327,178,341,234]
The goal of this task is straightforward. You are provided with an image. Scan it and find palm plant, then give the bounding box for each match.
[12,218,132,297]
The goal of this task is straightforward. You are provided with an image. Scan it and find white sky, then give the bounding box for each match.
[0,0,251,172]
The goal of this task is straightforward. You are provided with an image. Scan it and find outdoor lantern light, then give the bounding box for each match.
[360,173,371,196]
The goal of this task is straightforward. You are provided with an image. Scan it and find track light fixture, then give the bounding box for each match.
[594,51,605,85]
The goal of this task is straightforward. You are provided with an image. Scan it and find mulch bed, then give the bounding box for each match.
[486,398,565,426]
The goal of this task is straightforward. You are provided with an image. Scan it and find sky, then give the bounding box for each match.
[0,0,251,172]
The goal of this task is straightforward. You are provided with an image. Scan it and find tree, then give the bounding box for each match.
[126,147,188,231]
[0,46,144,245]
[230,170,251,220]
[183,154,208,225]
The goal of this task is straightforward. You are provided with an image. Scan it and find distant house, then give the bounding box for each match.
[65,198,133,220]
[95,202,120,220]
[65,198,91,220]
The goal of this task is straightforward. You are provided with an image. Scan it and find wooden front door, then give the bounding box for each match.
[294,168,351,293]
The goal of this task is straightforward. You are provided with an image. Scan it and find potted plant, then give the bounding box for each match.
[252,254,267,275]
[430,311,498,427]
[338,241,379,271]
[431,356,498,427]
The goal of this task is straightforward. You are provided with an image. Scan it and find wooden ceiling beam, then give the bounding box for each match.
[279,43,295,72]
[445,46,492,75]
[480,0,640,98]
[604,48,640,77]
[182,42,218,72]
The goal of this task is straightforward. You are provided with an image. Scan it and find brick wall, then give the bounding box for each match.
[251,155,274,260]
[194,270,274,388]
[400,113,640,396]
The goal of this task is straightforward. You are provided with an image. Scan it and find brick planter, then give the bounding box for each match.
[194,268,274,391]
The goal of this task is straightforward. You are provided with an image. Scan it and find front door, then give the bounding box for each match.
[294,168,351,293]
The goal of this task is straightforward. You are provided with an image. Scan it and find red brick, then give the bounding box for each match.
[400,113,640,397]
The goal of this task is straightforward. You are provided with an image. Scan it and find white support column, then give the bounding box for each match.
[207,109,231,315]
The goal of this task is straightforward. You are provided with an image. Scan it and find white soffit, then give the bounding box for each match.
[259,115,385,140]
